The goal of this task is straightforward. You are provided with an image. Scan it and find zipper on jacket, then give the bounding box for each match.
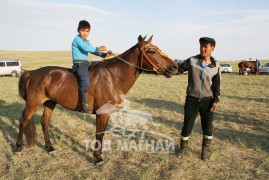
[199,68,205,102]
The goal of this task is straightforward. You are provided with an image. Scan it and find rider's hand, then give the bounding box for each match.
[105,50,113,57]
[99,46,108,52]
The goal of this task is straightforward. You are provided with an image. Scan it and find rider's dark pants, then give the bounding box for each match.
[181,96,214,137]
[73,61,90,93]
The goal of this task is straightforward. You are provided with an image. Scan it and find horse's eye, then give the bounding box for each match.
[147,50,155,55]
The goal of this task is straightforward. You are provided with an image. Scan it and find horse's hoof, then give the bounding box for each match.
[47,146,57,155]
[14,146,23,155]
[14,151,22,156]
[47,146,55,152]
[14,150,22,156]
[95,158,104,166]
[48,149,57,155]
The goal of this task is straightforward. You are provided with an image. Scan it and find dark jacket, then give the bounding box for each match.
[178,54,221,103]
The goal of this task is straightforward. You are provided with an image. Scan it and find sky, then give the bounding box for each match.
[0,0,269,60]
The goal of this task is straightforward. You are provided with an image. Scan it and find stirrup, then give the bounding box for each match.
[82,105,90,113]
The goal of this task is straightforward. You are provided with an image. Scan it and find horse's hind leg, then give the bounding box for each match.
[41,100,56,153]
[15,104,40,153]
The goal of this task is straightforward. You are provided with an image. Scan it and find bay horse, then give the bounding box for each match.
[15,35,178,165]
[238,61,259,75]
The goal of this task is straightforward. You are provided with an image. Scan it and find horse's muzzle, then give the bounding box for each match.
[163,65,178,78]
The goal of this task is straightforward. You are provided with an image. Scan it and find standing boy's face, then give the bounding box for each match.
[78,28,90,39]
[200,43,214,58]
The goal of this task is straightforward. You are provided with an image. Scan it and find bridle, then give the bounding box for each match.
[140,44,166,73]
[110,43,167,74]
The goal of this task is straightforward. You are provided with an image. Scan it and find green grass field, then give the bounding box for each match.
[0,51,269,179]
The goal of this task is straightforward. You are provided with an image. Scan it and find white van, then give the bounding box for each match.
[220,63,232,73]
[0,59,22,77]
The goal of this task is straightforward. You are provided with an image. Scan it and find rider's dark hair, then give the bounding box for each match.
[77,20,91,30]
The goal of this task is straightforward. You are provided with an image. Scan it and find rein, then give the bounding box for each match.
[109,44,165,74]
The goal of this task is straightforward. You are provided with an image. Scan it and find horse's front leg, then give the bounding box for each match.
[94,113,110,165]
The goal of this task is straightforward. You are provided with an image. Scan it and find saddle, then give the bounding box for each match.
[72,60,103,73]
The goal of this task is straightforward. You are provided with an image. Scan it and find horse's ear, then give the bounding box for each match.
[143,35,147,40]
[146,35,153,43]
[138,35,143,42]
[138,35,144,47]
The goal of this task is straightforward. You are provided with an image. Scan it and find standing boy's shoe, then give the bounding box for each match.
[178,139,188,159]
[201,137,212,161]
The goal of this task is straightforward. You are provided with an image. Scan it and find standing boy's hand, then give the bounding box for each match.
[210,103,218,112]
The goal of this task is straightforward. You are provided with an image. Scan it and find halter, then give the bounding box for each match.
[140,43,164,72]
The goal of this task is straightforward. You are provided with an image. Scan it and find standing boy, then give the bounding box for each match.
[177,37,221,161]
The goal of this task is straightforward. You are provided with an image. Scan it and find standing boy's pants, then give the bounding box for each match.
[73,61,90,93]
[181,96,214,137]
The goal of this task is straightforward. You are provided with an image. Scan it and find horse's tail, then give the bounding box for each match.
[19,70,32,100]
[18,70,37,147]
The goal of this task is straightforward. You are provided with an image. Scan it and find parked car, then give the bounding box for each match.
[220,63,232,73]
[0,59,22,77]
[259,63,269,75]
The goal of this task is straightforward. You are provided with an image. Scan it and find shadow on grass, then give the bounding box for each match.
[0,99,96,163]
[56,105,96,126]
[1,97,268,162]
[0,100,46,161]
[48,124,96,163]
[215,128,269,153]
[132,98,184,114]
[131,98,269,153]
[222,95,269,104]
[216,111,269,135]
[150,115,182,130]
[214,111,269,153]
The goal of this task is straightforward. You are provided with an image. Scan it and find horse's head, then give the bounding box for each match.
[138,35,178,78]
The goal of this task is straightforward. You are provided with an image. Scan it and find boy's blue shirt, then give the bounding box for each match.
[72,35,103,62]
